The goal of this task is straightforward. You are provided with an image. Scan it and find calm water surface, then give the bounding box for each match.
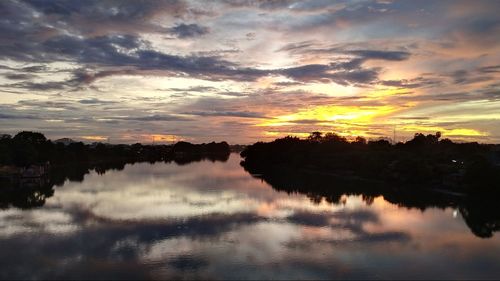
[1,154,499,279]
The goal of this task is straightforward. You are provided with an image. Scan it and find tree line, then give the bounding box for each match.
[0,131,230,167]
[241,131,500,194]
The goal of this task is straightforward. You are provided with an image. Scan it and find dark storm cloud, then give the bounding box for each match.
[168,23,209,38]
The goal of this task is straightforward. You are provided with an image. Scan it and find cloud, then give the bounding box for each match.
[380,76,443,89]
[285,209,410,247]
[3,73,35,80]
[4,81,68,91]
[0,33,270,89]
[276,40,319,52]
[17,100,80,111]
[2,31,395,89]
[0,0,499,143]
[0,113,40,120]
[168,23,209,38]
[346,50,410,61]
[278,41,412,61]
[182,110,268,118]
[396,116,431,120]
[220,0,347,12]
[478,65,500,74]
[78,98,117,105]
[166,86,218,92]
[0,1,411,90]
[18,0,196,36]
[274,45,412,85]
[278,63,380,85]
[111,115,194,122]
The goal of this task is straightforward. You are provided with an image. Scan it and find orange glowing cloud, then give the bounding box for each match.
[80,135,107,141]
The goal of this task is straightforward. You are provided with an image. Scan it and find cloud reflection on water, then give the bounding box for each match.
[0,154,499,279]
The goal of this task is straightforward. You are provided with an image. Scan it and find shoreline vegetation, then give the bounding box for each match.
[0,131,231,171]
[0,131,231,210]
[239,131,500,238]
[241,131,500,194]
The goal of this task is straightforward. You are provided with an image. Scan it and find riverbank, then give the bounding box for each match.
[240,132,500,195]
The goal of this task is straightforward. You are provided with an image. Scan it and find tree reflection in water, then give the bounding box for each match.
[0,152,229,210]
[1,150,498,240]
[242,165,500,239]
[0,154,499,280]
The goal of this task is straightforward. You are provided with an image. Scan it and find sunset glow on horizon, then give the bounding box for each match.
[1,0,499,144]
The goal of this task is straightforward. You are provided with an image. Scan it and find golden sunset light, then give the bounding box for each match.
[0,0,499,144]
[1,1,500,280]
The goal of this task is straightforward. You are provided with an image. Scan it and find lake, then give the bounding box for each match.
[1,154,499,280]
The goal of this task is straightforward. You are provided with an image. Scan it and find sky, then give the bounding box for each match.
[0,0,499,144]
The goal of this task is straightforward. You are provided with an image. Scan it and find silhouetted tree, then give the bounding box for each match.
[322,132,347,143]
[353,136,367,145]
[307,131,322,142]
